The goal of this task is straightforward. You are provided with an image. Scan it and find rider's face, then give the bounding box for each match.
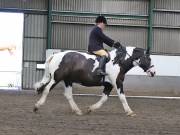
[101,23,106,29]
[97,22,106,30]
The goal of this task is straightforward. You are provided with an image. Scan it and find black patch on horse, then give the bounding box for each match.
[54,52,104,86]
[131,48,145,60]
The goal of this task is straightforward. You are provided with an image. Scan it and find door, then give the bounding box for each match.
[0,12,23,90]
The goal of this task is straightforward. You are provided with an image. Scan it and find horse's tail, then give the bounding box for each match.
[34,55,53,94]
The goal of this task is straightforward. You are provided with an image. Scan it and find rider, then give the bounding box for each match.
[88,15,121,76]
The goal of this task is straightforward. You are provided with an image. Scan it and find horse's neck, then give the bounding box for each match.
[121,57,135,73]
[109,47,136,73]
[109,46,135,60]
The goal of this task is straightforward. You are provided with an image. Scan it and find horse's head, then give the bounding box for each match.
[132,48,156,77]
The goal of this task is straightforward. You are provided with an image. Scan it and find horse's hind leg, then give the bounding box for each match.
[88,82,113,113]
[34,79,56,112]
[34,58,52,94]
[64,82,83,115]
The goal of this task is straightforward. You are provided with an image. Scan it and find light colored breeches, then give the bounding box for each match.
[93,49,108,57]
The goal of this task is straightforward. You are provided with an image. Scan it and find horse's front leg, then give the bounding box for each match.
[88,82,113,113]
[115,81,136,116]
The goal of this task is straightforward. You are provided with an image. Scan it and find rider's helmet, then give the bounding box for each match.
[95,16,107,25]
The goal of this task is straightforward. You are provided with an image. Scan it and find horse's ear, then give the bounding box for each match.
[146,47,150,56]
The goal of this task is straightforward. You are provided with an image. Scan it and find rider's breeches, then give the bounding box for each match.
[93,49,108,57]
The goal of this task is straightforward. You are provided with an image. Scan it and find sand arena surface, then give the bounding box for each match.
[0,90,179,135]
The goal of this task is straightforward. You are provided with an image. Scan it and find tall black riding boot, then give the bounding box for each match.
[96,56,107,76]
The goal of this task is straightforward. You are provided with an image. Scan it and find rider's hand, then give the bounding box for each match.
[113,42,121,48]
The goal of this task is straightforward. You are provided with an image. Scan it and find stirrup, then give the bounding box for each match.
[96,70,107,76]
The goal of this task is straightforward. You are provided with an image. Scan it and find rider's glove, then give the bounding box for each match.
[113,41,122,49]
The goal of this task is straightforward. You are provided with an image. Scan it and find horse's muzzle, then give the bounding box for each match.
[150,71,156,77]
[146,65,156,77]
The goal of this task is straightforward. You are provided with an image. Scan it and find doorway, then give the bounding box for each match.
[0,12,23,90]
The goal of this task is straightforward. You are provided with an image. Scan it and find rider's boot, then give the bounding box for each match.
[96,56,107,76]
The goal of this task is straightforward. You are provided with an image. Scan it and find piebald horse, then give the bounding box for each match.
[34,46,155,116]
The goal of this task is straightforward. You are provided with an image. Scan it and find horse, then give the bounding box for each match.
[33,46,156,116]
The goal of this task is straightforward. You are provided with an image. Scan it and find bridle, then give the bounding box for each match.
[125,51,154,72]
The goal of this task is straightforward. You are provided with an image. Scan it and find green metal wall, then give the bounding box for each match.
[0,0,180,89]
[49,0,180,55]
[1,0,179,54]
[153,0,180,55]
[49,0,149,50]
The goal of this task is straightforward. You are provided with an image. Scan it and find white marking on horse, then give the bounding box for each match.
[35,79,55,108]
[89,93,108,111]
[125,47,135,60]
[64,85,83,115]
[92,60,99,72]
[133,59,140,66]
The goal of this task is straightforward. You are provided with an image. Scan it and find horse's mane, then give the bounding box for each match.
[111,46,127,65]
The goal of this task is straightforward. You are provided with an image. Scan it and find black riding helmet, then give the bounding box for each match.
[95,15,107,25]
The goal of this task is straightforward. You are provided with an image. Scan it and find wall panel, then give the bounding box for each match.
[51,23,147,50]
[0,0,47,10]
[52,0,101,13]
[52,23,89,50]
[24,14,47,38]
[102,0,148,15]
[155,0,180,10]
[153,29,180,54]
[154,12,180,27]
[22,62,44,89]
[23,38,46,61]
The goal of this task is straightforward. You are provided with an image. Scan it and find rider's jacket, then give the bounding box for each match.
[88,26,114,52]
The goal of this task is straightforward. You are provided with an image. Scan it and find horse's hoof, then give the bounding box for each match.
[76,111,83,116]
[86,107,92,114]
[127,111,136,117]
[71,109,83,116]
[37,90,42,95]
[87,106,96,114]
[33,107,38,113]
